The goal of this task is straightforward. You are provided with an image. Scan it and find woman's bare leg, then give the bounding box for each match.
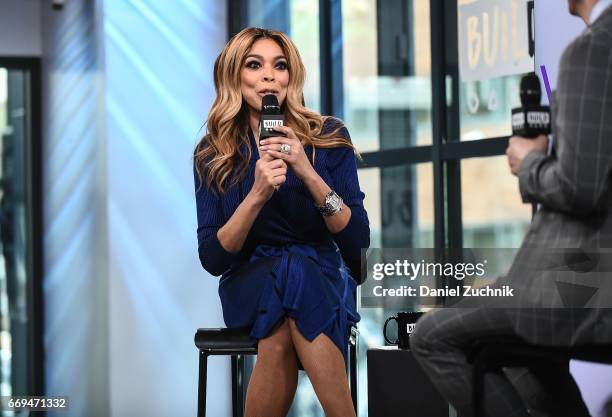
[287,319,356,417]
[244,319,299,417]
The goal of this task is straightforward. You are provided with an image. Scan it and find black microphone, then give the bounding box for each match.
[511,73,551,138]
[259,94,286,140]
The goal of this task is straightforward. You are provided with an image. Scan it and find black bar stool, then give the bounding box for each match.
[195,326,359,417]
[469,341,612,417]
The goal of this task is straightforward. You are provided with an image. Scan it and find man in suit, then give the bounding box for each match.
[410,1,612,416]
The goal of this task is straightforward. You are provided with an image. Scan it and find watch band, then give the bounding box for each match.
[316,190,343,216]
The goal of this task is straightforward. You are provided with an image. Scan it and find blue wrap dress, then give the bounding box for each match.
[194,118,370,360]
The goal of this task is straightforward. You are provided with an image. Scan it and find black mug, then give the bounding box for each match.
[383,312,424,349]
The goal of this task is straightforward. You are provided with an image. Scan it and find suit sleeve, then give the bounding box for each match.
[194,165,241,276]
[328,125,370,279]
[518,35,612,216]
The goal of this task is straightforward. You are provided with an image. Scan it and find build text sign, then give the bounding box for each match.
[458,0,534,81]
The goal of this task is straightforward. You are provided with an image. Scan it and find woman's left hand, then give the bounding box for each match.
[259,125,315,181]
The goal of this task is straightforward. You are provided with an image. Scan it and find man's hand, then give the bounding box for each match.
[506,134,548,176]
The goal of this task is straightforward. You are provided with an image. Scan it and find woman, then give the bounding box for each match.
[194,27,369,417]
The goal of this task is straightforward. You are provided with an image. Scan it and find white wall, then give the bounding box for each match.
[103,2,229,416]
[535,3,612,417]
[0,0,42,56]
[40,1,229,416]
[534,1,585,92]
[41,1,109,416]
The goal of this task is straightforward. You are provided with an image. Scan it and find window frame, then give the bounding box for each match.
[0,56,44,397]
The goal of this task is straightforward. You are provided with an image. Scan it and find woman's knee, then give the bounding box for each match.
[260,319,295,358]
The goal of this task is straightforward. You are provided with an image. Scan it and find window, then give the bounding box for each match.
[0,59,43,401]
[239,0,321,111]
[461,156,530,248]
[228,0,533,414]
[341,0,433,152]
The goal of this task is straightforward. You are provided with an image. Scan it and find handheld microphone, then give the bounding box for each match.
[511,73,551,138]
[259,94,286,140]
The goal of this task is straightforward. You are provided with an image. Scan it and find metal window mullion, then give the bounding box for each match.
[441,137,509,160]
[319,0,332,116]
[430,0,447,252]
[443,0,463,251]
[227,0,249,39]
[29,58,44,398]
[319,0,343,118]
[360,146,433,168]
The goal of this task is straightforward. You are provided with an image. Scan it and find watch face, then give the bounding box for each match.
[326,192,341,210]
[318,191,342,216]
[332,194,341,206]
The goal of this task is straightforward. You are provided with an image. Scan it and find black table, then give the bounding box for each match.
[367,347,450,417]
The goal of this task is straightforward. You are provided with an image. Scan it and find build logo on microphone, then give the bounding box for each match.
[263,119,283,128]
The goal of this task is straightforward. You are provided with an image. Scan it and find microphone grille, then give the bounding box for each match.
[520,73,542,105]
[261,94,281,114]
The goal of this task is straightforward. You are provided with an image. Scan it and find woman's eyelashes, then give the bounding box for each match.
[244,60,288,70]
[244,60,260,69]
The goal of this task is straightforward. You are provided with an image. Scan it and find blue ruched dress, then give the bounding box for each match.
[194,118,370,360]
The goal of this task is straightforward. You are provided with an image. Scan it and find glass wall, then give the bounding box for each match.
[456,0,533,141]
[455,0,534,248]
[360,164,433,249]
[0,64,39,404]
[342,0,432,152]
[341,2,434,412]
[460,75,521,141]
[355,163,432,415]
[231,0,534,415]
[461,156,530,248]
[246,0,321,112]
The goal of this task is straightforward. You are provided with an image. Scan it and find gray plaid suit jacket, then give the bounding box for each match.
[501,6,612,346]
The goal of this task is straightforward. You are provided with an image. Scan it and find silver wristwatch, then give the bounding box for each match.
[316,190,343,216]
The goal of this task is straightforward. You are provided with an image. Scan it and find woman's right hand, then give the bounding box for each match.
[249,151,287,204]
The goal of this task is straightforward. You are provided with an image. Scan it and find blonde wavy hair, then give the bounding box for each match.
[194,27,358,193]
